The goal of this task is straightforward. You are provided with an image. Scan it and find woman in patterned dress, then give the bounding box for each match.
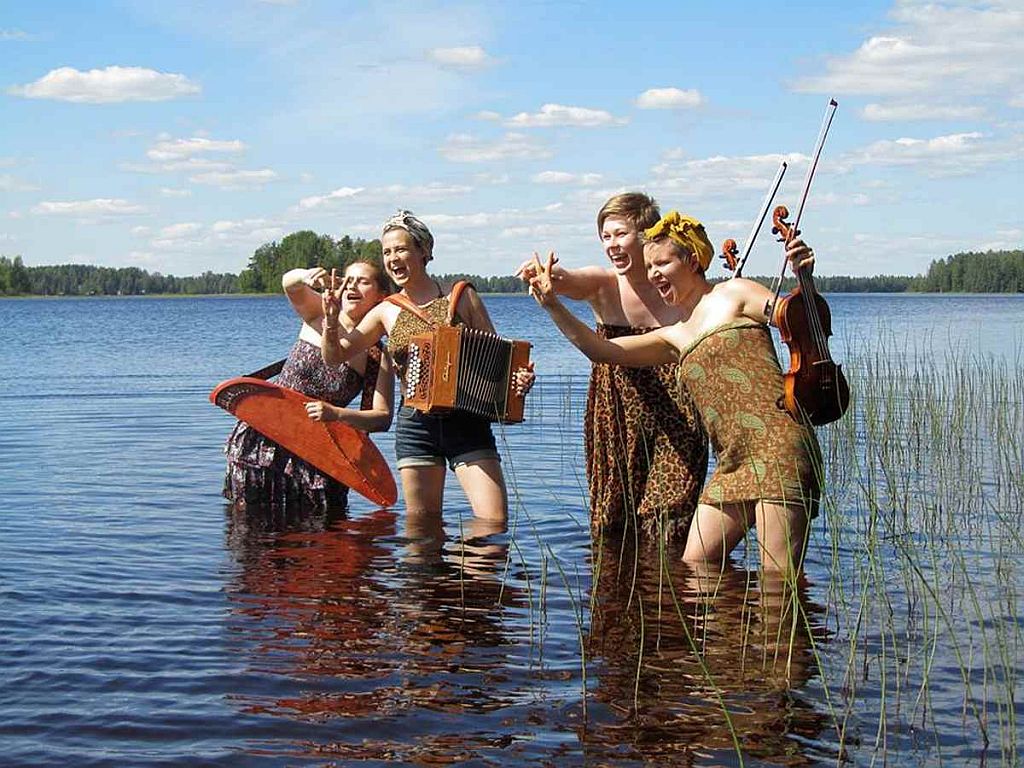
[516,193,707,539]
[321,210,533,523]
[223,261,395,512]
[527,211,823,576]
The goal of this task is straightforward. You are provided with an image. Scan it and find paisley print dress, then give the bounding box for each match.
[677,321,821,509]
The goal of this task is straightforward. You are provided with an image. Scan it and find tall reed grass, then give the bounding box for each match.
[497,328,1021,766]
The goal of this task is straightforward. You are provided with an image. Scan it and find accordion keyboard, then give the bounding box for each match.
[403,326,530,423]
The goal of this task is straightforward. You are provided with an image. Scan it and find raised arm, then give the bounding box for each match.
[527,253,677,367]
[283,267,328,324]
[515,253,608,302]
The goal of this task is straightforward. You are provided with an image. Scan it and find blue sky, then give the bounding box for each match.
[2,0,1021,277]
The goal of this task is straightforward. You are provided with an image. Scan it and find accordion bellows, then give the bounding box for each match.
[404,325,532,423]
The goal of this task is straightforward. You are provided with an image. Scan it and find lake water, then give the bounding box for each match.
[1,293,1021,766]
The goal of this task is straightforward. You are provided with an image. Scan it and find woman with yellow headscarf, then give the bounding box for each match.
[526,211,823,577]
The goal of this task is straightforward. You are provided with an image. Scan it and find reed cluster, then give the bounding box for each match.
[493,329,1022,766]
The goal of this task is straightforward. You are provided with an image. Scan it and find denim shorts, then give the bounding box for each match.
[394,405,500,470]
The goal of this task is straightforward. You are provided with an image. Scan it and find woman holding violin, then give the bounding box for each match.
[527,211,823,576]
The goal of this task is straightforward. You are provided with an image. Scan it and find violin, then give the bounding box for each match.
[770,205,849,426]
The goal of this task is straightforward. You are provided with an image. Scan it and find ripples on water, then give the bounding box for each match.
[1,294,1021,766]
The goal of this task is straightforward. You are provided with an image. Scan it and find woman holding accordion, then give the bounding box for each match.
[322,210,533,523]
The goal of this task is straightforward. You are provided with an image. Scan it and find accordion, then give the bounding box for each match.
[404,325,532,423]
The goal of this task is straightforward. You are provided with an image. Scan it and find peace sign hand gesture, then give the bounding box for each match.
[526,251,559,308]
[321,268,343,328]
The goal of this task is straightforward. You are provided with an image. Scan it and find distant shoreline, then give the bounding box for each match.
[2,290,1023,299]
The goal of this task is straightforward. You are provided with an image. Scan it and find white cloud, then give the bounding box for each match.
[210,219,283,241]
[635,87,703,110]
[298,186,365,210]
[30,198,147,217]
[158,222,202,238]
[375,183,474,201]
[532,171,603,185]
[151,218,284,252]
[159,187,192,198]
[147,137,246,161]
[474,110,502,122]
[506,104,628,128]
[650,151,809,198]
[188,169,278,188]
[795,3,1024,100]
[439,132,552,163]
[122,157,235,175]
[862,102,986,122]
[842,131,1022,175]
[8,66,200,103]
[427,45,493,70]
[1,28,38,41]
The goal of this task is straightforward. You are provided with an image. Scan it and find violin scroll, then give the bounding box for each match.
[771,205,799,243]
[720,239,739,272]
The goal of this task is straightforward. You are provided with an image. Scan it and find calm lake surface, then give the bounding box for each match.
[1,293,1022,767]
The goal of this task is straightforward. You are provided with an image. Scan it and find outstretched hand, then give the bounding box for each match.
[526,251,559,308]
[515,252,560,284]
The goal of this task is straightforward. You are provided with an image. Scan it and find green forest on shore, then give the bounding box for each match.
[2,230,1022,297]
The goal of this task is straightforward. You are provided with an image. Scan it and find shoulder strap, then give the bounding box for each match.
[383,293,436,326]
[446,280,473,325]
[245,358,286,380]
[359,344,383,411]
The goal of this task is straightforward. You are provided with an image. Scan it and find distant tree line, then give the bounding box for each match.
[0,255,238,296]
[2,238,1021,297]
[912,250,1024,293]
[235,231,383,293]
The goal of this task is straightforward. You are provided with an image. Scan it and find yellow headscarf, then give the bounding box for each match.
[643,211,713,271]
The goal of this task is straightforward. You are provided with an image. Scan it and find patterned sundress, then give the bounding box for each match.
[223,338,382,511]
[677,321,821,509]
[585,323,708,539]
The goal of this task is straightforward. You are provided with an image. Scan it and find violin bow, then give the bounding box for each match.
[767,98,838,317]
[730,160,788,278]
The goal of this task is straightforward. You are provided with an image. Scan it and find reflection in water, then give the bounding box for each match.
[223,503,524,761]
[585,535,834,765]
[222,503,834,764]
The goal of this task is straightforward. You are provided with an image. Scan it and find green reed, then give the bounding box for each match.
[816,328,1022,766]
[483,327,1020,765]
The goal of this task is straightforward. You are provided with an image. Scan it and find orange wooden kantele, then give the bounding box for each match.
[210,377,397,507]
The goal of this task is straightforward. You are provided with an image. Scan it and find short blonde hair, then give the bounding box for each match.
[596,192,661,234]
